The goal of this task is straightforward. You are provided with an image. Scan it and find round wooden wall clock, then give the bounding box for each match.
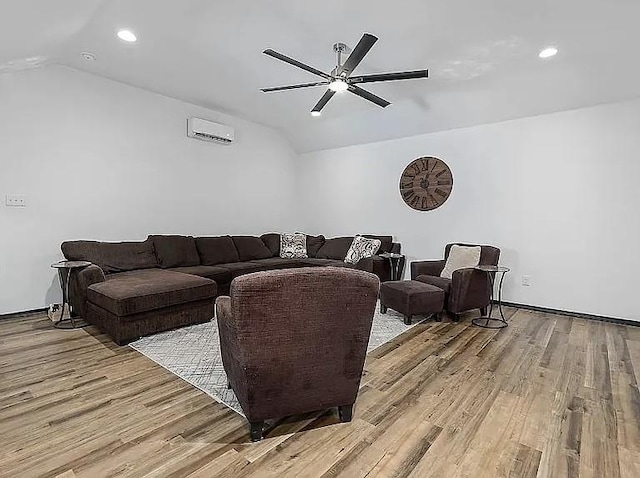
[399,156,453,211]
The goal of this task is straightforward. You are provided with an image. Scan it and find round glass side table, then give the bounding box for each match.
[378,253,406,281]
[51,261,92,329]
[471,265,510,329]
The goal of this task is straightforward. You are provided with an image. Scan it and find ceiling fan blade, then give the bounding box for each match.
[338,33,378,77]
[350,69,429,84]
[312,90,336,113]
[347,85,390,108]
[263,49,331,79]
[261,81,330,93]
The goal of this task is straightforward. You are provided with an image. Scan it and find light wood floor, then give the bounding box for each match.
[1,308,639,477]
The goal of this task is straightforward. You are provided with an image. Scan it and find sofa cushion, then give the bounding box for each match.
[61,240,157,274]
[415,274,452,293]
[167,265,231,285]
[232,236,273,261]
[345,236,381,264]
[251,258,304,269]
[149,235,200,268]
[280,232,308,259]
[87,269,216,316]
[216,261,270,279]
[298,258,342,267]
[306,234,326,258]
[316,237,354,260]
[364,235,393,253]
[195,236,240,265]
[260,233,280,257]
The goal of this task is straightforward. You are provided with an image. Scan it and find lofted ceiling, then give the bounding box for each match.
[2,0,640,152]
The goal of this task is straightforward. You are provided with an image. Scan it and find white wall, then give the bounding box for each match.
[0,65,299,314]
[297,98,640,321]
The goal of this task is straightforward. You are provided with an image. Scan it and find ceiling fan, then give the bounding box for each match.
[261,33,429,116]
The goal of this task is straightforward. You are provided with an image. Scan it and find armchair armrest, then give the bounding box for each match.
[215,296,246,395]
[449,268,491,314]
[215,296,232,324]
[411,260,445,279]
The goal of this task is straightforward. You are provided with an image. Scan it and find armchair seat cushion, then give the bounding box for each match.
[87,269,216,317]
[415,274,452,293]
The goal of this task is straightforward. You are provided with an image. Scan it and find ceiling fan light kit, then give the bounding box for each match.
[261,33,429,115]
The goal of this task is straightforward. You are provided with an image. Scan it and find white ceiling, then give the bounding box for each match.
[2,0,640,152]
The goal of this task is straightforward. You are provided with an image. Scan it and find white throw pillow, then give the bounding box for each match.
[440,245,481,279]
[280,233,308,259]
[344,236,381,264]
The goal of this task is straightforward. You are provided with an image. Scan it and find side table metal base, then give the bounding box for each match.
[53,318,89,329]
[471,317,508,329]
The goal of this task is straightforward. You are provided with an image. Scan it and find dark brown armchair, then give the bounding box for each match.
[411,243,500,320]
[215,267,380,441]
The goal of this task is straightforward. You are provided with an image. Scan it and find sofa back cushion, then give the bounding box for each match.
[306,234,326,258]
[149,235,200,268]
[232,236,273,261]
[61,240,157,274]
[260,233,280,257]
[316,237,354,260]
[196,236,240,265]
[363,235,393,253]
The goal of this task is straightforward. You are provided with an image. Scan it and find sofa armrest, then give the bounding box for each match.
[355,256,374,273]
[410,260,445,279]
[449,268,491,314]
[69,264,105,318]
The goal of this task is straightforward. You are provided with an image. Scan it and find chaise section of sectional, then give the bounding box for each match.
[86,269,216,345]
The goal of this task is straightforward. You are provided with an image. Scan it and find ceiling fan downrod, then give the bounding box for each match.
[333,42,348,77]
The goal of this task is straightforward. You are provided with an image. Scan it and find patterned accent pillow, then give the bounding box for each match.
[344,236,381,264]
[280,233,308,259]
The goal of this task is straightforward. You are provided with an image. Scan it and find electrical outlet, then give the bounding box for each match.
[522,275,532,287]
[5,195,27,207]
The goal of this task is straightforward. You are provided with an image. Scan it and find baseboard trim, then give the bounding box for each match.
[0,308,48,321]
[2,303,638,328]
[498,301,639,327]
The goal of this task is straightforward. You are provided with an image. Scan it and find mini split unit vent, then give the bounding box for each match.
[187,117,235,144]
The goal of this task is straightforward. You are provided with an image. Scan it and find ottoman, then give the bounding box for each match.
[380,280,445,325]
[86,269,217,345]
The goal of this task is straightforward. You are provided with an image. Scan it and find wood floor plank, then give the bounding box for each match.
[0,309,638,477]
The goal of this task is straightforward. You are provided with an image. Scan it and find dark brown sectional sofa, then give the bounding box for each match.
[61,233,400,344]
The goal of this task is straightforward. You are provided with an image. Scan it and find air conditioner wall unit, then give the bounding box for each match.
[187,117,235,144]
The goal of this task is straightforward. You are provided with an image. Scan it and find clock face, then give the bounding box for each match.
[399,157,453,211]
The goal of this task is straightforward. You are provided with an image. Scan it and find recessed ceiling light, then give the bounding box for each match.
[328,79,349,92]
[311,111,322,117]
[117,30,137,43]
[80,52,96,62]
[539,47,558,59]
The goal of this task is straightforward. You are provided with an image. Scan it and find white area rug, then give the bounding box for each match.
[130,302,420,416]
